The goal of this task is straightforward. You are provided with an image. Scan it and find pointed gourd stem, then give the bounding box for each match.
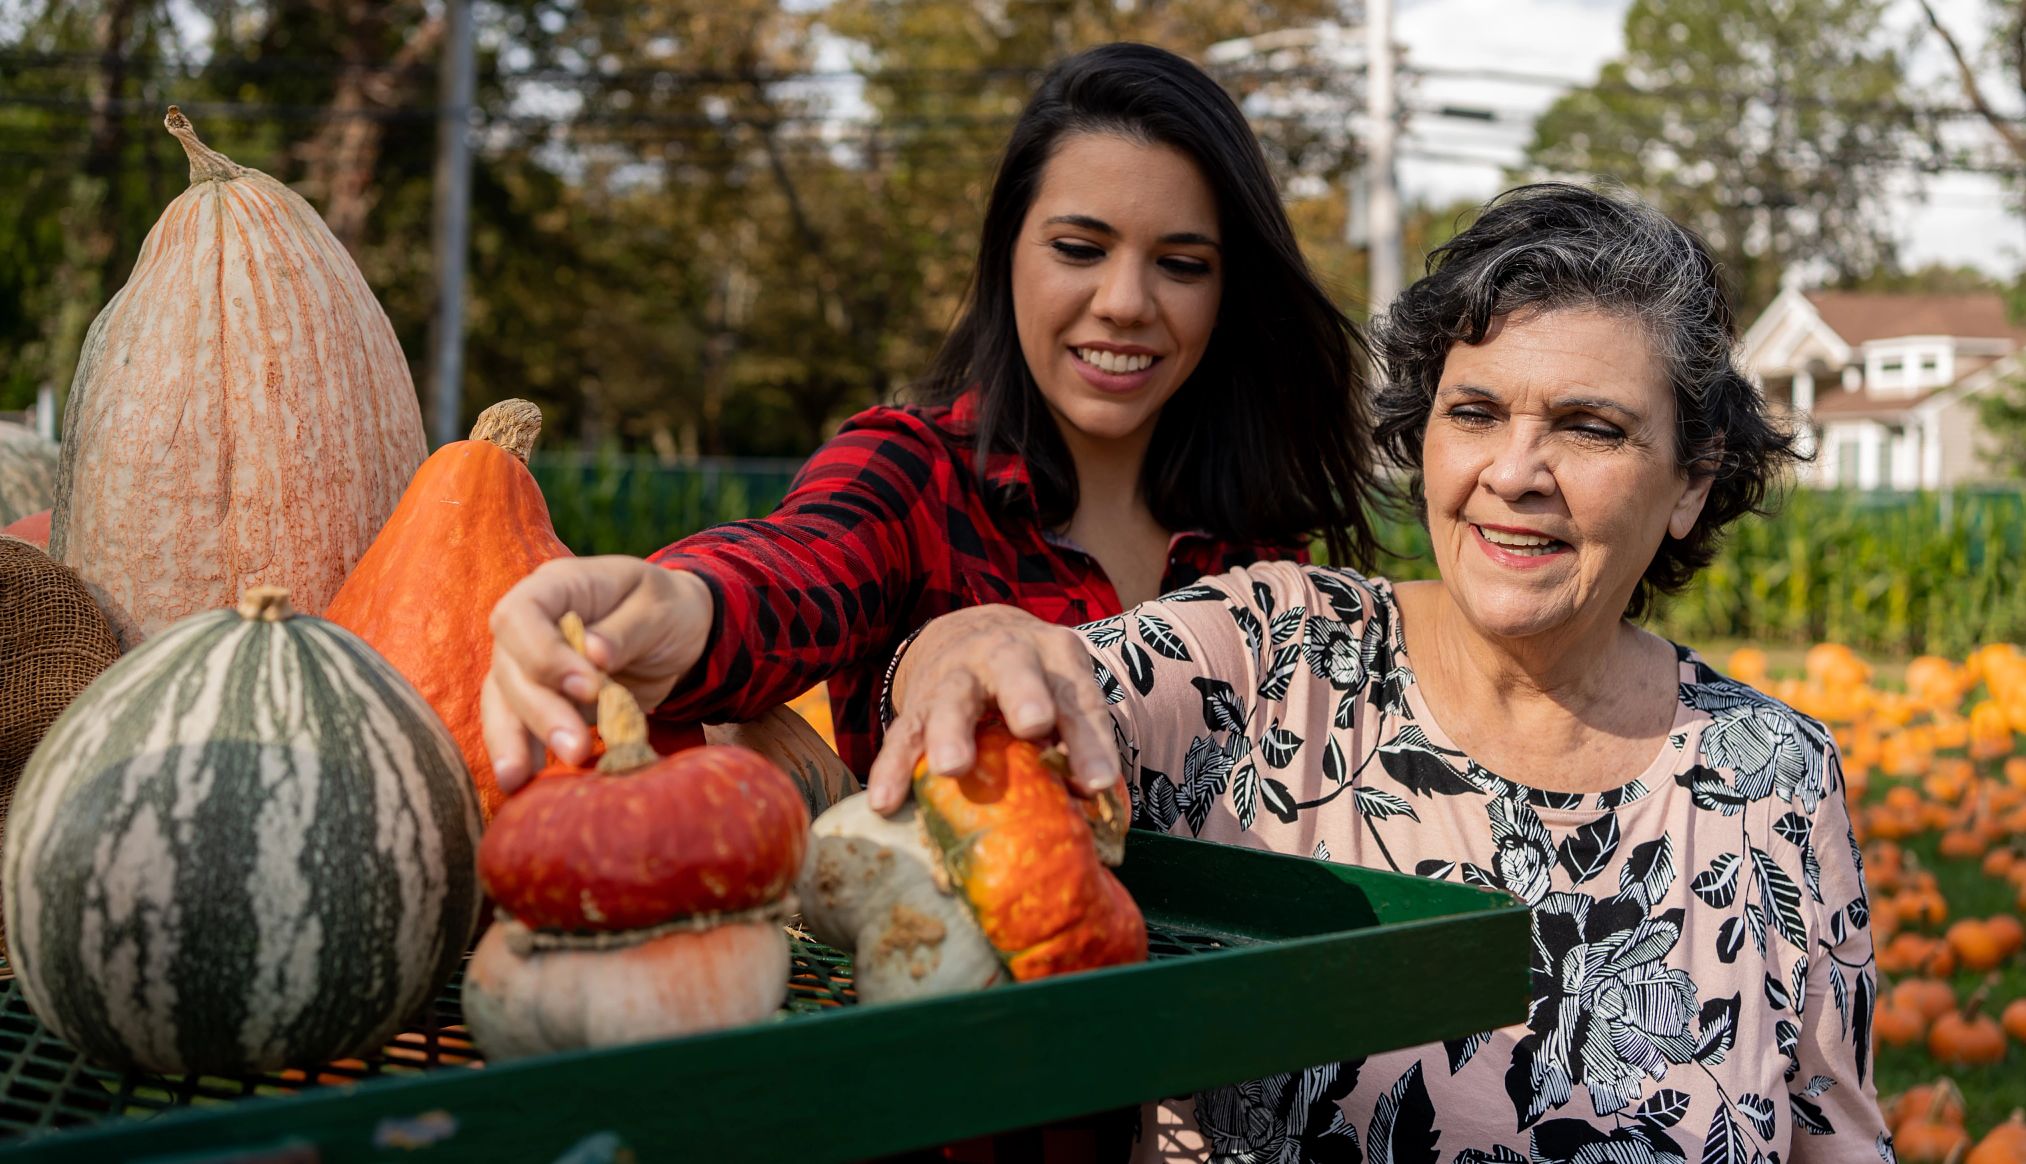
[553,613,658,774]
[237,586,295,622]
[470,399,544,463]
[164,106,245,184]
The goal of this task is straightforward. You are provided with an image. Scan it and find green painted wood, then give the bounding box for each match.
[1,833,1529,1164]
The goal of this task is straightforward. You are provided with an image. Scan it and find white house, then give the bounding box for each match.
[1739,289,2024,489]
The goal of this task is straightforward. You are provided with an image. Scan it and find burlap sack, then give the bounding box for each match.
[1,536,122,949]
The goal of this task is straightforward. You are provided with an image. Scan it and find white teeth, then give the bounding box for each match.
[1478,526,1562,553]
[1076,347,1154,374]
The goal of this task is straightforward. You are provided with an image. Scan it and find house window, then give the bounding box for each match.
[1920,354,1939,372]
[1837,439,1861,486]
[1880,358,1904,374]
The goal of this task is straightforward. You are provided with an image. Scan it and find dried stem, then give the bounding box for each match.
[164,106,245,184]
[554,613,658,773]
[469,399,543,463]
[237,586,295,622]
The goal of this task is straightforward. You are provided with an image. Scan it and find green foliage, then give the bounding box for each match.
[1519,0,1914,318]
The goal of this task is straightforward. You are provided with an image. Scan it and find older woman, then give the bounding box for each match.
[870,185,1889,1164]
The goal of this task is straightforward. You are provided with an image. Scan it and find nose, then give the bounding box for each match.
[1091,257,1154,328]
[1483,425,1556,502]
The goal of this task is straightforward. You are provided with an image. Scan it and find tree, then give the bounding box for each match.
[1519,0,1916,318]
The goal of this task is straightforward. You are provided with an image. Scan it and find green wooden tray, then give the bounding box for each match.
[0,832,1528,1163]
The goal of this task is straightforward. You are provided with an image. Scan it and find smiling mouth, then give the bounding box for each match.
[1072,347,1158,375]
[1474,525,1568,557]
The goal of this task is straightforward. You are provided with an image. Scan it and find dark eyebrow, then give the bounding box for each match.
[1043,214,1221,251]
[1441,384,1646,424]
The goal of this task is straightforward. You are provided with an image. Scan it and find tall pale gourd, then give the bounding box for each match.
[53,108,426,648]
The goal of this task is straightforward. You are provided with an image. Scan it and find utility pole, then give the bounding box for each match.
[1363,0,1400,313]
[427,0,477,447]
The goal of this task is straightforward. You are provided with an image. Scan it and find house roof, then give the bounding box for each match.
[1807,386,1943,420]
[1802,291,2019,345]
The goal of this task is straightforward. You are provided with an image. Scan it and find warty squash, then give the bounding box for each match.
[53,108,425,648]
[3,587,481,1074]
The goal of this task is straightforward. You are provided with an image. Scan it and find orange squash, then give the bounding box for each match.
[2003,998,2026,1044]
[0,510,49,548]
[324,400,568,819]
[1968,1112,2026,1164]
[913,721,1146,980]
[1899,1120,1973,1164]
[1929,980,2007,1068]
[1893,977,1958,1024]
[1944,919,2009,973]
[1889,1079,1966,1132]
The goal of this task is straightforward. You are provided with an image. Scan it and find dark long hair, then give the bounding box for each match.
[915,42,1380,567]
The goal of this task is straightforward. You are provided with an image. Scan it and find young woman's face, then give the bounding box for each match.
[1010,132,1223,449]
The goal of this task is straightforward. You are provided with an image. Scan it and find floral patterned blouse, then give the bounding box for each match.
[1072,562,1890,1164]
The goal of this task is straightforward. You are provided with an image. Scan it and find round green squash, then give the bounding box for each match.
[2,586,483,1075]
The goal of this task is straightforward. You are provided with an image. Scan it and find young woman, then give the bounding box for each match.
[481,41,1382,793]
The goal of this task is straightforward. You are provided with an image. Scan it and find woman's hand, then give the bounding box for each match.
[867,604,1121,814]
[481,556,714,794]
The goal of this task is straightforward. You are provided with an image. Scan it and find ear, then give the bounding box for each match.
[1668,438,1722,541]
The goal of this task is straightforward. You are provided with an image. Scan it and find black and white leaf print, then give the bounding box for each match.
[1324,735,1349,786]
[1556,813,1621,885]
[1791,958,1809,1020]
[1488,793,1556,905]
[1738,1094,1776,1141]
[1137,612,1192,661]
[1232,762,1261,831]
[1830,905,1849,946]
[1137,768,1179,833]
[1774,812,1811,847]
[1751,848,1808,950]
[1252,580,1277,620]
[1336,687,1360,730]
[1745,903,1768,957]
[1269,605,1307,646]
[1355,786,1419,822]
[1304,616,1369,690]
[1830,963,1849,1034]
[1092,656,1124,705]
[1315,838,1331,861]
[1679,767,1748,816]
[1803,1076,1837,1099]
[1262,777,1298,824]
[1717,917,1746,964]
[1853,972,1874,1083]
[1231,605,1264,653]
[1696,994,1740,1064]
[1635,1090,1691,1132]
[1446,1031,1490,1075]
[1763,974,1790,1012]
[1162,584,1225,602]
[1877,1134,1895,1164]
[1692,854,1743,908]
[1260,643,1302,702]
[1083,616,1126,647]
[1612,838,1677,910]
[1704,1104,1749,1164]
[1596,778,1650,811]
[1791,1095,1834,1136]
[1847,897,1870,932]
[1262,723,1304,769]
[1456,1148,1527,1164]
[1192,675,1248,733]
[1532,790,1585,812]
[1120,641,1156,696]
[1378,726,1479,798]
[1803,843,1823,905]
[1775,1019,1801,1081]
[1460,863,1499,889]
[1366,1062,1439,1164]
[1417,859,1456,879]
[1311,569,1368,621]
[1177,736,1234,837]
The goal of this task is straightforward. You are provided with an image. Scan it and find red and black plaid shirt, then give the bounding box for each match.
[648,394,1308,776]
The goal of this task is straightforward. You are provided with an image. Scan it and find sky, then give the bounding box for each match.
[1392,0,2026,277]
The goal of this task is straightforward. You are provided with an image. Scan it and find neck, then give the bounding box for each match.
[1405,582,1646,718]
[1055,413,1156,525]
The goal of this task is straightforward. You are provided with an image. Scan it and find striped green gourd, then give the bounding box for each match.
[2,586,483,1075]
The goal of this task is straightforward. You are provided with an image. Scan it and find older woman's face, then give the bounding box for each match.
[1421,307,1714,642]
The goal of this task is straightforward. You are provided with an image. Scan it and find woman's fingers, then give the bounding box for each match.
[488,647,594,770]
[921,668,988,777]
[481,672,544,794]
[866,711,924,814]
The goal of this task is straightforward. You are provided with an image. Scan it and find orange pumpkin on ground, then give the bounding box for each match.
[912,721,1146,980]
[1893,977,1958,1024]
[324,400,569,819]
[2002,998,2026,1044]
[1873,996,1927,1048]
[1945,919,2011,973]
[1969,1112,2026,1164]
[1899,1121,1973,1164]
[1928,980,2008,1068]
[1889,1079,1966,1133]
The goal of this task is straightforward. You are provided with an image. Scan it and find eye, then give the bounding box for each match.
[1050,240,1104,262]
[1159,256,1214,278]
[1444,403,1496,428]
[1566,417,1627,443]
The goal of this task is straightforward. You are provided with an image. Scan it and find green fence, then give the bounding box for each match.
[534,455,2026,658]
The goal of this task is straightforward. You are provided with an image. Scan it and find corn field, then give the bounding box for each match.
[536,455,2026,658]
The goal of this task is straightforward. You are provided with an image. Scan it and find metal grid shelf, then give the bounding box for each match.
[0,925,1236,1145]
